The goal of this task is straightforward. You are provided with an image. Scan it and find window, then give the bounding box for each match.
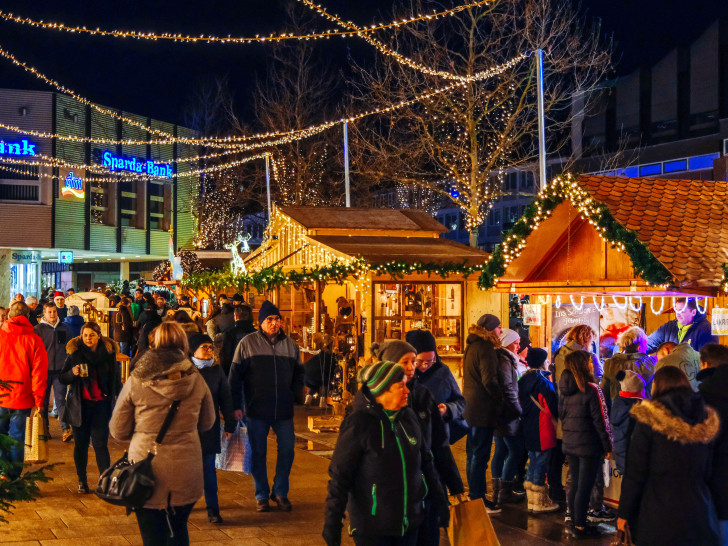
[91,182,115,225]
[523,172,534,189]
[0,183,39,202]
[488,208,501,226]
[148,181,169,231]
[0,163,39,181]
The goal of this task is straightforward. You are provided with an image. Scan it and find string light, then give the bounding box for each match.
[695,296,708,315]
[0,1,493,45]
[628,296,642,312]
[569,295,584,311]
[650,296,664,315]
[611,295,627,310]
[0,163,166,184]
[297,0,501,82]
[0,154,164,180]
[554,295,561,309]
[592,295,606,311]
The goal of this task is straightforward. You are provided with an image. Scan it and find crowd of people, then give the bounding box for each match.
[0,289,727,546]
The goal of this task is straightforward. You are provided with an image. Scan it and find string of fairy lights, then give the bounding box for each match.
[0,1,493,44]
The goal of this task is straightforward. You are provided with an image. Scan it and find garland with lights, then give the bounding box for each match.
[152,250,207,282]
[478,174,674,289]
[181,257,484,293]
[721,263,728,293]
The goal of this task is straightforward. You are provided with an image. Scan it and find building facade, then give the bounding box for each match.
[0,88,201,299]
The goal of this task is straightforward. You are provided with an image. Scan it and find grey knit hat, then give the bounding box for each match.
[358,361,406,396]
[371,340,417,364]
[477,314,501,331]
[616,369,646,394]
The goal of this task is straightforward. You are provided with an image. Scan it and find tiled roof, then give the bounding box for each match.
[578,175,728,287]
[278,206,448,233]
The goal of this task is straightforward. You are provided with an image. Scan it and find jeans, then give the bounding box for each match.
[353,527,419,546]
[72,399,111,482]
[0,406,31,479]
[590,461,605,510]
[202,453,219,512]
[526,450,552,486]
[42,372,69,432]
[135,502,195,546]
[465,425,494,500]
[566,455,601,527]
[246,417,295,501]
[491,435,524,482]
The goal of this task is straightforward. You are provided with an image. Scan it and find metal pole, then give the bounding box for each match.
[343,121,351,207]
[536,49,547,190]
[265,154,272,218]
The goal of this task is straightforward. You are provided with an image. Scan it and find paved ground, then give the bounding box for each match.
[1,407,617,545]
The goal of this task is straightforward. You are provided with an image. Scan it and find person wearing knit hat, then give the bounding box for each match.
[189,333,214,358]
[477,313,502,334]
[526,347,549,370]
[371,340,418,368]
[323,360,448,546]
[610,370,646,474]
[228,297,303,513]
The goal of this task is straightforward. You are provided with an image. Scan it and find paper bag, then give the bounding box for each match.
[24,411,48,464]
[447,498,500,546]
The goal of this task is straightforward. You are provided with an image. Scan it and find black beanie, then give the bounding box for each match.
[258,300,281,324]
[405,329,437,354]
[189,333,213,355]
[476,314,501,331]
[526,347,548,369]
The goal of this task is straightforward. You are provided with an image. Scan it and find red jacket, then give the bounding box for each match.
[0,316,49,409]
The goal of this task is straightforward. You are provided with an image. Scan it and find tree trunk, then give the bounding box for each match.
[469,229,479,248]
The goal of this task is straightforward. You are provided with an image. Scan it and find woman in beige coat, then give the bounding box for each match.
[110,321,215,546]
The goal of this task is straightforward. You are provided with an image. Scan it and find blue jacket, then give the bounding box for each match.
[518,369,558,452]
[63,315,85,339]
[416,358,467,437]
[609,393,643,474]
[646,313,717,354]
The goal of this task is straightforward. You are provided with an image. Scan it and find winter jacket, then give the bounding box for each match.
[112,306,133,343]
[109,348,215,510]
[59,337,121,401]
[130,301,142,322]
[554,340,603,384]
[698,364,728,520]
[654,342,701,390]
[55,306,68,321]
[646,313,717,354]
[135,313,162,355]
[27,306,41,326]
[601,352,655,402]
[34,318,72,373]
[558,370,613,458]
[206,304,235,339]
[136,306,159,333]
[324,387,444,539]
[198,364,236,455]
[463,325,521,430]
[618,387,721,545]
[494,348,522,437]
[63,314,84,338]
[220,320,256,375]
[229,329,305,420]
[518,369,557,452]
[416,358,467,443]
[609,393,643,474]
[0,316,48,409]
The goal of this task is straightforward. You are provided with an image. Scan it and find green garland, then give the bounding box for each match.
[181,257,484,293]
[478,174,674,289]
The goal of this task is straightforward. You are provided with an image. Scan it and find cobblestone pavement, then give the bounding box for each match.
[1,407,616,545]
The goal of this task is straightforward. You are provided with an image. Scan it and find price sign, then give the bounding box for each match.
[523,304,542,326]
[712,308,728,335]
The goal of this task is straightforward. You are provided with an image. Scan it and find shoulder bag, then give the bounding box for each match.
[95,399,181,510]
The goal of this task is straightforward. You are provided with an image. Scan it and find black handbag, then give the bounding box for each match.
[61,380,82,428]
[95,399,181,510]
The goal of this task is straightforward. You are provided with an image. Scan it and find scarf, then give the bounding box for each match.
[191,356,214,369]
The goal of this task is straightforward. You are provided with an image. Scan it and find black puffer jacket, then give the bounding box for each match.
[558,370,613,458]
[324,387,444,539]
[698,364,728,520]
[416,357,467,441]
[618,387,721,545]
[198,364,236,455]
[495,348,522,437]
[609,393,643,473]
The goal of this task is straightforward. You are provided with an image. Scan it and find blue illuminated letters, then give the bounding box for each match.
[0,139,36,156]
[101,151,173,178]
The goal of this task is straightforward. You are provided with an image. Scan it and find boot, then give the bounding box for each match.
[498,480,525,504]
[524,481,535,512]
[532,483,560,514]
[490,478,501,504]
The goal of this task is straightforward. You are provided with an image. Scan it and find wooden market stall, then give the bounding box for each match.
[243,204,507,374]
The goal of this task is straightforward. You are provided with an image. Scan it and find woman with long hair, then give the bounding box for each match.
[559,350,613,538]
[60,321,120,493]
[110,322,215,545]
[617,366,720,545]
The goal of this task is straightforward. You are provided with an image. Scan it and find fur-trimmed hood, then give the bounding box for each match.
[467,324,502,348]
[177,321,202,336]
[66,335,118,355]
[131,347,195,384]
[631,398,720,445]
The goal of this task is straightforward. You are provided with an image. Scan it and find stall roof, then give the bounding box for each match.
[579,175,728,287]
[309,235,489,266]
[278,206,448,235]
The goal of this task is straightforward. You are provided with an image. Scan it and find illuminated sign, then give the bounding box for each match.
[101,151,173,178]
[11,251,41,264]
[62,171,85,199]
[0,139,36,156]
[58,251,74,264]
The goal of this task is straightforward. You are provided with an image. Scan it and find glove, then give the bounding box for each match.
[438,496,451,529]
[322,523,342,546]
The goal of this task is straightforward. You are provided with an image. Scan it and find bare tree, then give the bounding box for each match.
[349,0,612,246]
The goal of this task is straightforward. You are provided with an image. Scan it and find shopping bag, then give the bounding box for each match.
[215,421,249,474]
[24,411,48,464]
[447,498,500,546]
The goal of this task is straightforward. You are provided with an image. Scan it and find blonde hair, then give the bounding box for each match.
[566,325,596,348]
[152,321,189,354]
[618,326,648,352]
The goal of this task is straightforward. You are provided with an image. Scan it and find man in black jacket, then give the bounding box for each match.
[698,343,728,544]
[220,304,255,376]
[462,313,503,513]
[229,300,304,513]
[646,297,717,353]
[34,303,72,442]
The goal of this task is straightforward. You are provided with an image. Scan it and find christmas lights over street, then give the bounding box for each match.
[101,150,173,178]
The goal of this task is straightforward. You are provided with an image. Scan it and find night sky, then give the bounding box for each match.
[1,0,726,128]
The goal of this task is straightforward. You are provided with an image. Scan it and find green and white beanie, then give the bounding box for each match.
[358,361,405,396]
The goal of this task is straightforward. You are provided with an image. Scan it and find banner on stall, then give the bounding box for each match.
[522,304,542,326]
[712,308,728,335]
